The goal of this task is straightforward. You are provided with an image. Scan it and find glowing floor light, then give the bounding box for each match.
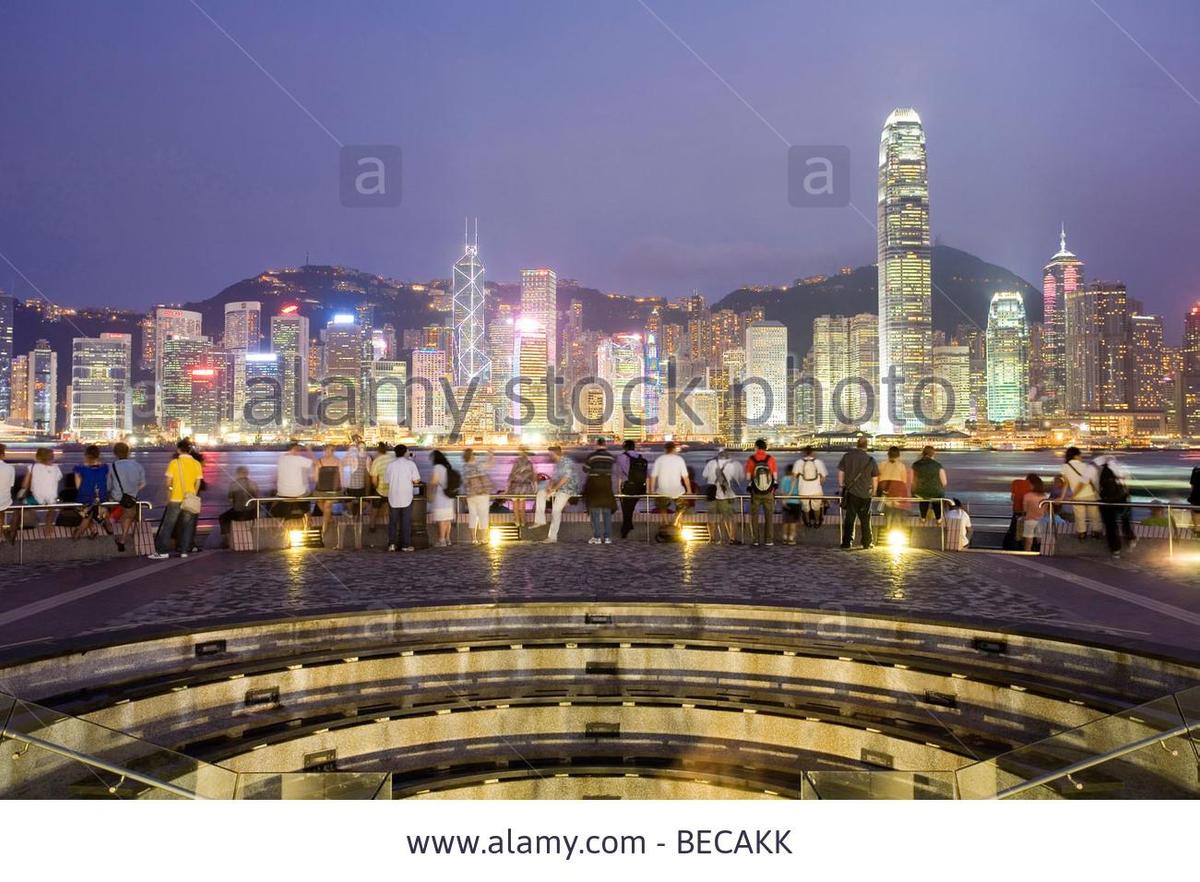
[886,529,909,550]
[288,530,306,548]
[489,527,505,546]
[680,525,702,543]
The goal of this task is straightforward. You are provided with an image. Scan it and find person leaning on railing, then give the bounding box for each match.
[148,439,203,560]
[21,447,62,528]
[218,466,260,549]
[107,441,146,553]
[838,437,878,550]
[384,444,420,553]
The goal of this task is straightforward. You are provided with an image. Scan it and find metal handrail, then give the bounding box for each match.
[1038,497,1200,558]
[2,500,155,564]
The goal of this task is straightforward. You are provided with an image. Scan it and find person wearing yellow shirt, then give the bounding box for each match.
[148,439,204,559]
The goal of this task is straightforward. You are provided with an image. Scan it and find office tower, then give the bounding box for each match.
[152,307,203,419]
[69,333,132,440]
[321,314,365,426]
[376,324,397,361]
[877,107,932,432]
[710,309,740,358]
[161,337,215,434]
[744,320,788,427]
[410,348,448,436]
[306,339,323,396]
[234,352,284,431]
[931,344,971,431]
[1184,303,1200,437]
[1129,313,1165,411]
[138,314,156,372]
[643,332,661,432]
[366,360,407,431]
[1064,282,1132,414]
[1041,225,1083,414]
[955,324,988,425]
[520,268,558,371]
[848,314,879,430]
[511,318,550,438]
[0,292,13,422]
[985,292,1030,423]
[812,316,850,431]
[597,333,646,439]
[270,306,310,432]
[1161,346,1185,437]
[452,222,491,385]
[28,340,58,435]
[223,301,262,353]
[10,355,29,426]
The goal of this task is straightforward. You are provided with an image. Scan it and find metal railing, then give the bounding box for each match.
[1039,498,1200,558]
[1,500,155,564]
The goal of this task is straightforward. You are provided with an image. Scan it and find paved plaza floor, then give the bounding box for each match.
[1,541,1198,663]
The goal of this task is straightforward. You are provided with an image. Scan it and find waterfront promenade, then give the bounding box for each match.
[2,541,1198,667]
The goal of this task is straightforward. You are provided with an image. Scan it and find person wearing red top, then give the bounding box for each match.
[1003,475,1033,549]
[744,438,778,546]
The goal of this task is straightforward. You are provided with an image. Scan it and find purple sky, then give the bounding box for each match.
[2,0,1199,333]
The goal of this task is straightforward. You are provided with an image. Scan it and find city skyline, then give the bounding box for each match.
[2,2,1200,322]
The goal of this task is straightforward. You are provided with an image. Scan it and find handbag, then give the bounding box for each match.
[177,459,203,514]
[113,465,137,510]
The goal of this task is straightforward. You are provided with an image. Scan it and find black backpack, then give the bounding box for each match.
[1097,462,1127,504]
[443,466,462,498]
[750,457,775,494]
[625,454,648,490]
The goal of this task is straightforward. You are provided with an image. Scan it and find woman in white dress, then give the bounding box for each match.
[429,450,457,547]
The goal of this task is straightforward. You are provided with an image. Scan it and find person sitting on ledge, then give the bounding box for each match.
[272,440,312,521]
[218,466,260,548]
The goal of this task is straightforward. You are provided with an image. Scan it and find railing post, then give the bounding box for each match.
[1167,502,1174,560]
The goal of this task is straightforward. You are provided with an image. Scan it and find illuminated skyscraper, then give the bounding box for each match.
[28,340,58,435]
[161,336,214,434]
[1184,303,1200,437]
[931,344,970,431]
[1064,282,1132,414]
[0,292,13,422]
[410,348,448,436]
[812,315,850,431]
[744,320,788,427]
[520,268,557,371]
[366,360,407,432]
[511,318,550,439]
[270,306,310,432]
[10,355,29,427]
[234,352,284,432]
[223,301,262,353]
[985,292,1030,423]
[69,333,132,440]
[452,221,491,385]
[1041,225,1083,413]
[1129,313,1165,412]
[877,107,932,432]
[597,333,646,439]
[152,307,203,420]
[321,314,365,426]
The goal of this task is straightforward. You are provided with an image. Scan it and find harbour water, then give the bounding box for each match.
[8,445,1197,521]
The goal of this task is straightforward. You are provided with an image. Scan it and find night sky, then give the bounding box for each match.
[2,0,1199,332]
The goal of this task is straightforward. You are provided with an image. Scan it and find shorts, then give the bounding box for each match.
[782,503,802,524]
[371,493,390,509]
[710,498,734,516]
[344,487,368,498]
[1022,518,1040,540]
[656,496,686,512]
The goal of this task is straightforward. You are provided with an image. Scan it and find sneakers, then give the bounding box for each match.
[588,537,602,545]
[147,552,170,560]
[765,541,774,547]
[179,553,188,559]
[543,538,557,544]
[402,546,415,552]
[387,544,396,552]
[603,538,612,544]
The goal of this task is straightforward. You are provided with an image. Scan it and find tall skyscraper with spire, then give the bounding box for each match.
[1041,225,1083,414]
[452,219,490,386]
[877,108,932,432]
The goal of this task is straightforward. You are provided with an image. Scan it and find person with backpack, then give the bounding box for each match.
[584,438,618,543]
[792,446,828,528]
[911,446,948,524]
[616,439,648,539]
[1094,453,1135,557]
[701,448,741,544]
[428,449,459,547]
[837,436,879,550]
[1060,446,1100,542]
[744,438,778,546]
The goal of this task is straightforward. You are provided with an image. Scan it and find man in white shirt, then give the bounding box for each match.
[384,444,422,552]
[792,446,829,528]
[649,441,691,527]
[274,442,313,519]
[701,448,741,543]
[1060,446,1099,540]
[0,444,16,541]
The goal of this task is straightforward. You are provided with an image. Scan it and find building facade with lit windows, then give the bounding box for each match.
[223,301,262,353]
[1184,303,1200,437]
[1041,226,1083,414]
[744,320,789,428]
[1129,313,1165,413]
[160,336,214,434]
[152,307,202,420]
[451,223,491,386]
[0,293,13,422]
[877,107,932,433]
[1064,282,1132,415]
[519,268,558,372]
[985,291,1029,423]
[269,307,310,433]
[69,333,132,440]
[28,339,58,435]
[410,347,448,437]
[931,344,971,431]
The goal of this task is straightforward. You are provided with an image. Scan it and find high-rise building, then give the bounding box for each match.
[1041,226,1083,413]
[511,317,550,439]
[1129,313,1165,412]
[520,268,558,371]
[451,221,490,385]
[223,301,262,353]
[410,348,448,436]
[152,307,203,420]
[811,314,878,431]
[69,333,132,440]
[1161,346,1185,438]
[270,306,310,432]
[366,360,407,432]
[877,107,932,432]
[161,336,215,434]
[1064,282,1132,414]
[0,292,13,422]
[597,333,646,439]
[744,320,788,427]
[28,340,58,435]
[1184,303,1200,437]
[931,344,971,431]
[138,314,156,372]
[10,355,29,427]
[235,352,284,432]
[985,292,1030,423]
[321,314,365,427]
